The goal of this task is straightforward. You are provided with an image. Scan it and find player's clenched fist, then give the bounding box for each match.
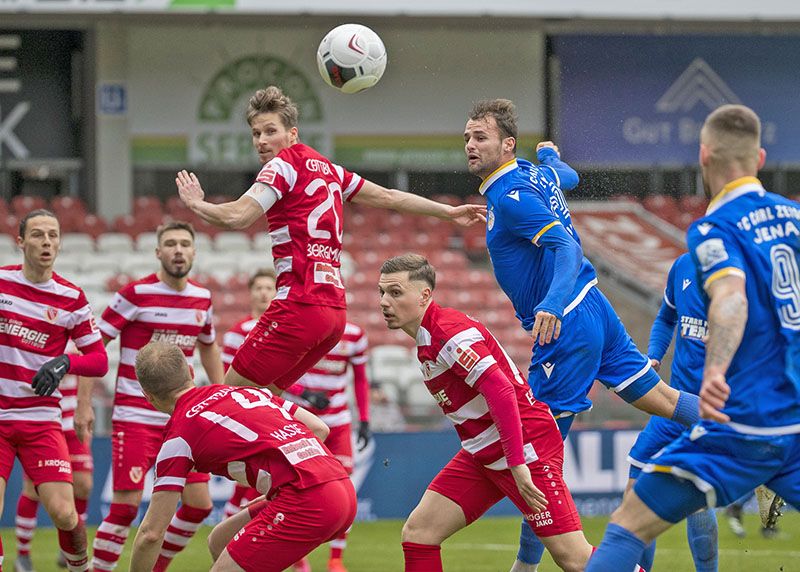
[510,464,548,513]
[699,370,731,423]
[536,141,560,157]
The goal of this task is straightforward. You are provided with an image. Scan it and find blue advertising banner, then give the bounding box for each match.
[0,429,639,528]
[552,34,800,166]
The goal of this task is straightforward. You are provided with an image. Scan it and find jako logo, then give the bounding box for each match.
[656,58,741,113]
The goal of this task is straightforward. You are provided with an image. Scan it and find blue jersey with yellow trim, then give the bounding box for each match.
[687,177,800,430]
[483,156,597,331]
[649,253,706,394]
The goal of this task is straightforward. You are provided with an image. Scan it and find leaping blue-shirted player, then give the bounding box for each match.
[462,98,701,572]
[627,252,719,572]
[586,104,800,572]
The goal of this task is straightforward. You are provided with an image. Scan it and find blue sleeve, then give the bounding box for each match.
[533,225,583,319]
[500,184,559,243]
[687,219,747,291]
[537,147,579,191]
[648,298,678,361]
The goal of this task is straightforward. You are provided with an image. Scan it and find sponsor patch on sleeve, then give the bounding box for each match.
[455,345,480,371]
[695,238,729,272]
[257,166,277,186]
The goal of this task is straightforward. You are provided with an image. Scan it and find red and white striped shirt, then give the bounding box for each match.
[153,385,348,496]
[288,322,369,428]
[0,265,103,425]
[253,143,364,308]
[416,302,556,470]
[220,316,258,371]
[97,274,216,427]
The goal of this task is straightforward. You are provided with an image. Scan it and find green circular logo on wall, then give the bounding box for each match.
[198,55,323,123]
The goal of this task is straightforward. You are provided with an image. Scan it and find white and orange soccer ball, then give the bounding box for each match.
[316,23,387,94]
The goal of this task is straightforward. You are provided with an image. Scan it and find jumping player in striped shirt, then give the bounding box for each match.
[378,254,646,572]
[129,342,355,572]
[176,85,485,397]
[91,221,225,572]
[0,209,108,572]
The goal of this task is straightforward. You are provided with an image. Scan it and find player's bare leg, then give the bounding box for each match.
[401,490,466,571]
[38,481,88,572]
[15,477,39,572]
[211,549,246,572]
[224,366,284,396]
[154,482,214,570]
[0,477,6,567]
[208,504,260,561]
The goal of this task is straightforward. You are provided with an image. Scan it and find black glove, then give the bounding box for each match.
[357,420,372,451]
[301,390,330,410]
[32,354,70,397]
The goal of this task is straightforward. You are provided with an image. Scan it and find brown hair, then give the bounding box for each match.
[701,104,761,169]
[156,220,195,244]
[248,267,277,289]
[246,85,299,129]
[18,208,58,238]
[468,99,518,150]
[135,342,192,400]
[380,253,436,289]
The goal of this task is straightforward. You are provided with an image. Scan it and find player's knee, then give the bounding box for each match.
[207,526,226,561]
[549,549,586,572]
[401,515,433,544]
[48,501,79,530]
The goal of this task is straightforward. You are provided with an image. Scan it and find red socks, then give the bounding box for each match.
[402,542,442,572]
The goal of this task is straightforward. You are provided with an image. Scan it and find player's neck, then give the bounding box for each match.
[157,270,188,292]
[707,166,757,200]
[22,261,53,284]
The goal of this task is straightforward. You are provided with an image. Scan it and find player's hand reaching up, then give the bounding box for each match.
[699,370,731,423]
[176,170,206,208]
[536,141,560,157]
[510,464,548,513]
[531,310,561,346]
[447,204,487,227]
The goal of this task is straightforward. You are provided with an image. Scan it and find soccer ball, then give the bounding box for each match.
[316,24,387,94]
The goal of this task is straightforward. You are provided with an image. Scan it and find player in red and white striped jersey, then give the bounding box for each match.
[92,221,225,572]
[176,86,484,396]
[14,343,95,571]
[129,342,356,572]
[220,269,277,518]
[1,210,108,572]
[379,254,602,572]
[284,321,371,572]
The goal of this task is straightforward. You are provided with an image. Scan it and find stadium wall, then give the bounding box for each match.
[0,428,639,527]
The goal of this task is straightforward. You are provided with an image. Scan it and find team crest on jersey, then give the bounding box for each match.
[44,306,59,323]
[487,208,495,231]
[129,466,144,484]
[695,238,728,272]
[455,346,480,371]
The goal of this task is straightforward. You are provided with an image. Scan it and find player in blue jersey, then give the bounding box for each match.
[627,253,718,572]
[463,99,701,572]
[586,104,800,572]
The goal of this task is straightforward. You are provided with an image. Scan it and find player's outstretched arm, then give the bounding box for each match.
[176,170,265,230]
[536,142,579,190]
[352,180,486,226]
[130,490,181,572]
[198,341,225,385]
[701,274,747,422]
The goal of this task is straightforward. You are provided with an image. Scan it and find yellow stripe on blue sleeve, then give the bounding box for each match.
[531,221,562,246]
[704,267,746,290]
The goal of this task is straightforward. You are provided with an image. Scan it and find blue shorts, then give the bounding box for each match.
[627,416,687,479]
[634,421,800,523]
[527,286,661,415]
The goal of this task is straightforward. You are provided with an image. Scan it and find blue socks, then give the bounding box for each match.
[671,390,700,427]
[585,523,646,572]
[687,509,719,572]
[516,520,546,564]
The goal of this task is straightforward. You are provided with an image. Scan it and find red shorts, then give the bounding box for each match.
[325,424,353,474]
[227,478,356,572]
[0,421,72,486]
[428,448,582,538]
[230,301,346,390]
[64,430,93,473]
[112,421,210,491]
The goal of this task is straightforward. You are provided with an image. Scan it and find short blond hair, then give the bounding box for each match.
[135,342,192,400]
[701,104,761,170]
[246,85,299,129]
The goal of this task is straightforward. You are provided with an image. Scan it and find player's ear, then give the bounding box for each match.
[419,287,432,306]
[289,126,299,143]
[699,143,710,167]
[757,147,766,170]
[503,136,516,154]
